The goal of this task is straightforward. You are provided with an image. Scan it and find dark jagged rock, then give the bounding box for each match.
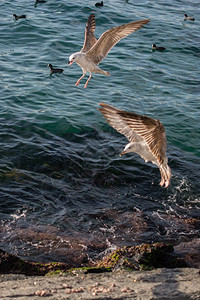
[97,242,188,271]
[0,249,70,276]
[0,249,44,275]
[175,238,200,268]
[0,242,190,276]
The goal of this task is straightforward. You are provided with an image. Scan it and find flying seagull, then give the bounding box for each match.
[68,14,149,88]
[98,102,171,187]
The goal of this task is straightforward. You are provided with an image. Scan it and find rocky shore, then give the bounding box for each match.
[0,268,200,299]
[0,242,200,299]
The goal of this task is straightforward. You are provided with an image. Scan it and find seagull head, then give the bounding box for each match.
[119,143,135,156]
[68,52,81,67]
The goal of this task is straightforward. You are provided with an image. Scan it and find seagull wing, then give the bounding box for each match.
[98,102,143,143]
[81,14,98,53]
[98,102,167,165]
[86,19,149,64]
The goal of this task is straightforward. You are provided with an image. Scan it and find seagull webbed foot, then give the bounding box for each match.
[75,74,85,86]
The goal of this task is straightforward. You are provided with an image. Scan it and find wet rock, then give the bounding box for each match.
[0,249,45,275]
[0,249,70,276]
[97,242,188,271]
[175,238,200,268]
[0,242,190,276]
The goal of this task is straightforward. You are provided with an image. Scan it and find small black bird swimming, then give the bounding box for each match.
[35,0,47,4]
[13,14,26,20]
[152,44,166,51]
[47,64,64,75]
[184,14,195,21]
[95,1,103,7]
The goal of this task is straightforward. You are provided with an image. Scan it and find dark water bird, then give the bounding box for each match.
[68,14,149,88]
[13,14,26,20]
[47,64,64,75]
[95,1,103,7]
[98,102,171,188]
[35,0,47,5]
[152,44,166,51]
[184,14,195,21]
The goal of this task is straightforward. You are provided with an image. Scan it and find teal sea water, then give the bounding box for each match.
[0,0,199,263]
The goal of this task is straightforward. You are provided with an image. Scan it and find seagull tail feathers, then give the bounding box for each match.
[98,69,110,76]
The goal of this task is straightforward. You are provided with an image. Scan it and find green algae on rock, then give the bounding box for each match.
[0,243,188,276]
[97,242,188,271]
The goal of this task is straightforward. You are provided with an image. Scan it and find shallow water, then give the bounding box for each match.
[0,0,199,263]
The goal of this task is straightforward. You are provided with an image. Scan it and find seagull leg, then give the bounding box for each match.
[159,178,165,187]
[159,167,166,187]
[84,73,92,88]
[159,165,170,188]
[75,73,85,86]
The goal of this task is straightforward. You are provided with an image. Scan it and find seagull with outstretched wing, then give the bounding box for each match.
[68,14,149,88]
[98,102,171,187]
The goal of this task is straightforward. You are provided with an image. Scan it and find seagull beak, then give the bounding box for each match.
[68,61,73,67]
[119,151,125,157]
